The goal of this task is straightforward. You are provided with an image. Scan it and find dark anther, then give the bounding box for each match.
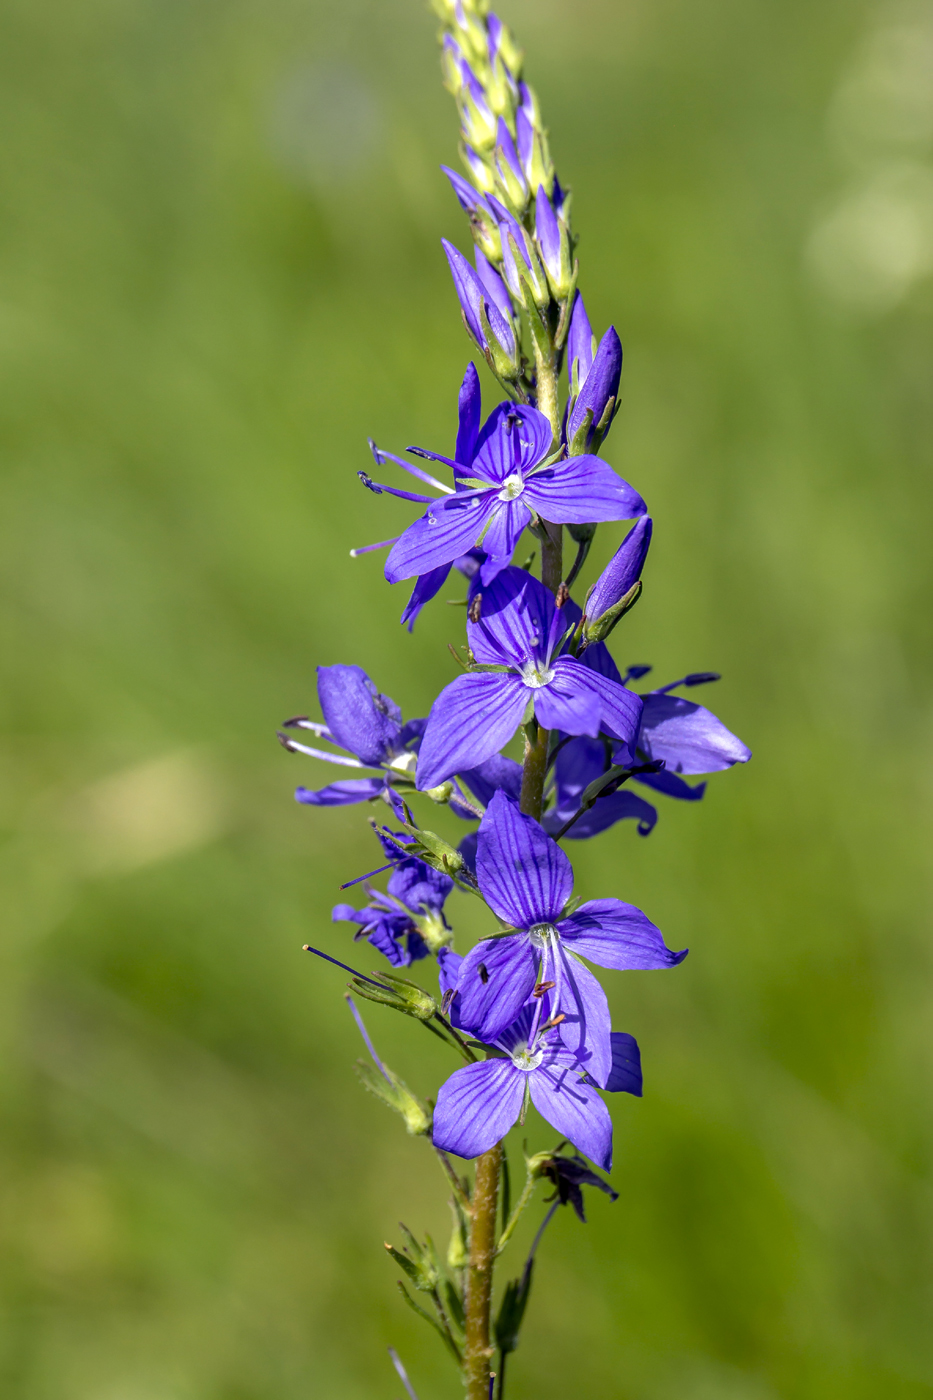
[478,963,489,984]
[367,437,383,465]
[468,593,482,623]
[555,582,569,609]
[545,1013,566,1028]
[441,988,455,1014]
[533,980,556,997]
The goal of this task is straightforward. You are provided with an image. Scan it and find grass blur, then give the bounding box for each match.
[1,0,932,1396]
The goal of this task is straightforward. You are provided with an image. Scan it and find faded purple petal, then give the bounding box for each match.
[401,563,452,632]
[529,1063,613,1170]
[523,455,645,524]
[316,664,402,766]
[433,1059,525,1160]
[558,898,687,970]
[476,790,573,928]
[416,671,528,790]
[456,933,539,1041]
[385,490,497,583]
[295,778,387,806]
[639,694,751,774]
[635,769,706,801]
[585,516,653,621]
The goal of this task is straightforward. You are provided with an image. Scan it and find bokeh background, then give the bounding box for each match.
[2,0,932,1396]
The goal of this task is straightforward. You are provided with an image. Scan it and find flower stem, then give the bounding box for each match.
[520,724,550,821]
[464,1141,501,1400]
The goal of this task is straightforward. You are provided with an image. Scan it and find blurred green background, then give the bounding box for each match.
[2,0,932,1396]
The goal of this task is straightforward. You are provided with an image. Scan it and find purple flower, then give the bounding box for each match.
[333,828,454,966]
[432,1000,614,1167]
[332,895,430,968]
[637,678,752,777]
[568,326,622,451]
[385,402,645,587]
[448,790,686,1085]
[279,664,423,815]
[416,568,644,790]
[583,515,652,627]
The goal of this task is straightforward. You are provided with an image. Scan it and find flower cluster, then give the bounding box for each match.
[280,3,751,1395]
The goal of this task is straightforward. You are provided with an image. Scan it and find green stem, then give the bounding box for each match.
[519,724,550,821]
[534,322,563,595]
[463,1142,501,1400]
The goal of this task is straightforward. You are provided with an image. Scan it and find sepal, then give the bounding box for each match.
[355,1060,432,1136]
[582,579,643,643]
[350,969,439,1021]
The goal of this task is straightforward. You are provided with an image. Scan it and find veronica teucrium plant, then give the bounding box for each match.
[278,4,752,1396]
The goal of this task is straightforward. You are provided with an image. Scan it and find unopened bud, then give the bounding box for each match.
[582,580,643,645]
[350,970,438,1021]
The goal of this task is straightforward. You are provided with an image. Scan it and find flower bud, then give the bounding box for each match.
[567,325,622,452]
[350,969,438,1021]
[488,12,523,78]
[386,1226,441,1292]
[534,185,574,299]
[585,516,652,624]
[458,61,497,151]
[442,239,520,377]
[500,223,549,311]
[494,117,528,214]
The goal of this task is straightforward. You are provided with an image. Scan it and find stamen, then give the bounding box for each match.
[349,536,400,558]
[345,994,393,1084]
[533,980,556,997]
[468,593,482,623]
[478,963,489,984]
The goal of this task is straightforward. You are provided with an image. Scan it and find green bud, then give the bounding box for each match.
[495,159,528,219]
[525,125,555,200]
[486,55,518,119]
[508,231,549,312]
[447,1198,469,1270]
[478,299,521,382]
[494,20,523,78]
[355,1060,431,1136]
[350,970,438,1021]
[582,579,643,644]
[382,825,465,880]
[385,1225,440,1292]
[459,89,497,152]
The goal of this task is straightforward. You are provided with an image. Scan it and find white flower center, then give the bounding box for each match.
[387,751,417,775]
[527,922,557,949]
[520,661,554,689]
[497,472,525,502]
[511,1045,544,1072]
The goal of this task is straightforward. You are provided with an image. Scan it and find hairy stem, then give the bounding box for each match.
[464,1142,501,1400]
[520,724,550,821]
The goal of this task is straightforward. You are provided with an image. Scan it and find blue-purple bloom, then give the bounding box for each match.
[280,664,424,814]
[445,791,685,1086]
[333,829,453,967]
[432,997,615,1167]
[416,567,644,790]
[382,378,645,587]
